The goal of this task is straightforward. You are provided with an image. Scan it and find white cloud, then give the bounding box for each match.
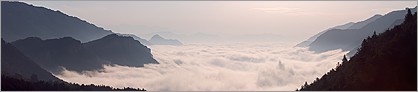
[54,43,347,91]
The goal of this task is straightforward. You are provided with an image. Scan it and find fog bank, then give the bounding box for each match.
[55,43,347,91]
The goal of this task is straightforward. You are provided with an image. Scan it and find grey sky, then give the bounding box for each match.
[24,1,416,44]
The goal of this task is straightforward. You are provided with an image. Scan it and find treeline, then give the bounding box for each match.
[1,75,146,91]
[298,9,417,91]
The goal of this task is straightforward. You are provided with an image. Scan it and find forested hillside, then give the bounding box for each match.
[298,9,417,91]
[2,75,146,91]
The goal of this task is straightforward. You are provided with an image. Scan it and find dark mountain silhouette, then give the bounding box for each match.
[296,14,382,47]
[117,33,153,46]
[11,35,159,73]
[1,39,61,82]
[149,34,183,45]
[1,1,112,43]
[1,1,150,46]
[3,1,159,73]
[298,9,417,91]
[85,34,159,67]
[2,75,146,91]
[348,14,383,29]
[11,37,106,73]
[332,22,355,30]
[295,30,327,47]
[140,31,223,44]
[307,7,416,54]
[2,38,149,91]
[296,22,354,47]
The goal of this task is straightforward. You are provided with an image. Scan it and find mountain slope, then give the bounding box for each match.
[1,1,150,46]
[296,22,353,47]
[308,7,416,53]
[11,35,160,73]
[299,10,417,91]
[1,1,112,43]
[149,34,183,45]
[11,37,105,73]
[295,14,382,47]
[2,75,146,91]
[116,33,153,46]
[1,39,61,82]
[85,34,159,67]
[348,14,383,29]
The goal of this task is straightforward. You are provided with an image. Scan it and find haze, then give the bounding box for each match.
[24,1,416,44]
[4,1,415,91]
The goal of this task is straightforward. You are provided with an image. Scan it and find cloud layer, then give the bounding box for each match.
[55,43,347,91]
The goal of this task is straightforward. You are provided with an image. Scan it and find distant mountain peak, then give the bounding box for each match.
[149,34,183,45]
[150,34,167,41]
[115,33,152,46]
[151,34,164,39]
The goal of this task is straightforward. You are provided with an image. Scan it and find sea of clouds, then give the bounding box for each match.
[55,42,347,91]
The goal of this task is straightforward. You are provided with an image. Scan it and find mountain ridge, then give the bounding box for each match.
[149,34,183,45]
[2,39,62,82]
[307,7,416,54]
[295,14,383,47]
[298,9,417,91]
[1,1,112,43]
[11,37,105,73]
[85,34,159,67]
[11,34,159,73]
[1,1,151,46]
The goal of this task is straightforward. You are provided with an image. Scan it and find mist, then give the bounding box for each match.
[55,42,347,91]
[24,1,417,44]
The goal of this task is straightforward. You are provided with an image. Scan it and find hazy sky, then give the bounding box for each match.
[24,1,416,44]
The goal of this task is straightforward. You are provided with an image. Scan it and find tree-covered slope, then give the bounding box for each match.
[299,9,417,91]
[1,39,61,82]
[308,7,416,54]
[11,37,105,73]
[1,75,146,91]
[85,34,159,67]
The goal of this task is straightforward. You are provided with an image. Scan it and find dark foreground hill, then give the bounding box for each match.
[2,39,146,91]
[1,1,151,45]
[2,75,146,91]
[11,34,159,73]
[1,1,112,43]
[296,14,382,47]
[85,34,159,67]
[2,39,61,82]
[11,37,105,73]
[307,7,416,57]
[298,9,417,91]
